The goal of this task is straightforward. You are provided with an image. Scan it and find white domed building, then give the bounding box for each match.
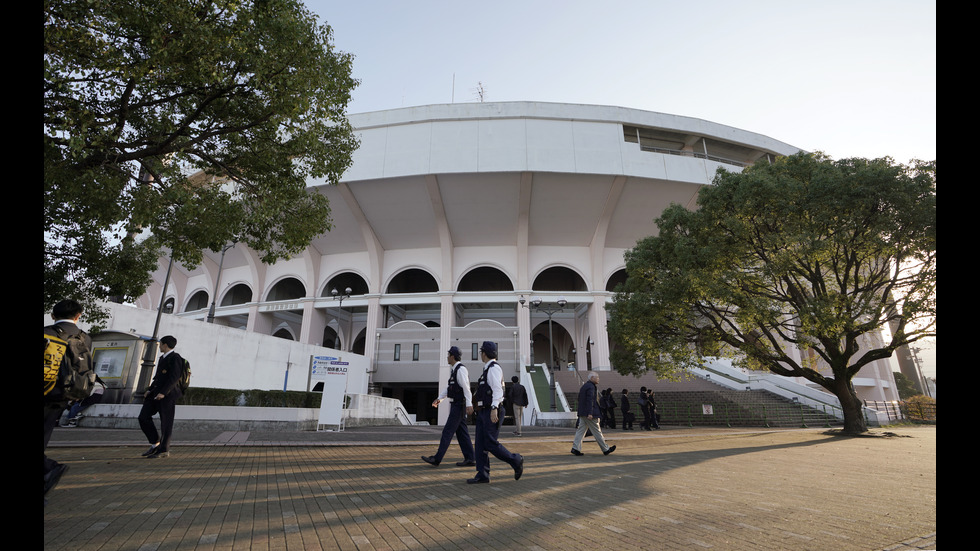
[137,101,878,416]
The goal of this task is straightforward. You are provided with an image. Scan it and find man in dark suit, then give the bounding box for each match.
[638,386,651,430]
[138,335,184,459]
[620,388,633,430]
[570,372,615,456]
[604,387,616,429]
[647,389,661,429]
[508,375,529,436]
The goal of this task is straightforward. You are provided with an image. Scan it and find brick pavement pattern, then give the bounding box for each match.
[43,426,935,550]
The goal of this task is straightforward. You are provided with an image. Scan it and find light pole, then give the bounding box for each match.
[520,294,567,411]
[587,337,594,370]
[331,287,352,351]
[138,255,173,403]
[206,241,237,323]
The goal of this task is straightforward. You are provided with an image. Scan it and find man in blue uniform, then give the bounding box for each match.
[422,346,476,467]
[467,341,524,484]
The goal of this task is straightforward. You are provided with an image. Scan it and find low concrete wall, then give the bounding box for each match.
[341,393,427,427]
[533,411,577,428]
[46,301,370,395]
[78,394,428,431]
[75,403,407,431]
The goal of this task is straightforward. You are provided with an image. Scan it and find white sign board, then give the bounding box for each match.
[702,404,714,415]
[313,355,350,428]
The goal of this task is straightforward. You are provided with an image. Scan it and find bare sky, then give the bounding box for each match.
[308,0,935,164]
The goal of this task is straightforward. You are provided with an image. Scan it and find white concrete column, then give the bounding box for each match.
[436,294,455,425]
[298,299,321,345]
[246,304,271,335]
[364,296,383,391]
[588,298,611,370]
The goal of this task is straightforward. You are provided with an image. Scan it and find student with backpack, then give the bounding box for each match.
[138,335,185,459]
[44,299,95,501]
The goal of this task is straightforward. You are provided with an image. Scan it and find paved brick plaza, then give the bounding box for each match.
[44,426,935,550]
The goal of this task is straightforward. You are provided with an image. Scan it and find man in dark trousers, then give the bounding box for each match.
[604,387,616,429]
[620,388,634,430]
[508,375,529,436]
[44,299,94,501]
[647,388,661,429]
[638,386,651,430]
[570,372,615,456]
[467,341,524,484]
[138,335,184,459]
[422,346,476,467]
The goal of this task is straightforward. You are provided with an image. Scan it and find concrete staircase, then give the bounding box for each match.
[558,369,842,428]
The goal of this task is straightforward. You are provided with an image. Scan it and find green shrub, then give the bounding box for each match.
[178,388,322,408]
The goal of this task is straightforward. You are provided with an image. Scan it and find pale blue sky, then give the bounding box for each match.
[307,0,936,164]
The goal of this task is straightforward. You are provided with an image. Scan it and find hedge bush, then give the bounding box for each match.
[177,388,322,408]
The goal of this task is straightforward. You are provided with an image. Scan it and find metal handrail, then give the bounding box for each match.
[638,145,749,168]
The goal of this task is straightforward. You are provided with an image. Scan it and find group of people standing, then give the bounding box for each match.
[596,386,660,431]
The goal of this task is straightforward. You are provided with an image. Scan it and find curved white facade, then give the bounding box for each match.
[136,102,803,402]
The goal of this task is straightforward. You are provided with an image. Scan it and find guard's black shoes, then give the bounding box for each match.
[570,448,584,456]
[603,445,617,456]
[514,455,524,480]
[466,477,490,484]
[421,456,440,466]
[455,459,476,467]
[141,444,160,457]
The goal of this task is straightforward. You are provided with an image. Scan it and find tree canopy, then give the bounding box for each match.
[43,0,359,320]
[607,152,936,434]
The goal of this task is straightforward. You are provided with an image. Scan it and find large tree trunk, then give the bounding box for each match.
[834,378,868,434]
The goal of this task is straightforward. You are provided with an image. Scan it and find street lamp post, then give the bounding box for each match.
[206,241,237,323]
[519,294,567,411]
[331,287,352,351]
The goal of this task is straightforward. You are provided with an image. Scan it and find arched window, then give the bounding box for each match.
[267,277,306,302]
[386,268,438,294]
[221,284,253,306]
[605,269,627,292]
[186,290,209,311]
[323,272,369,297]
[532,266,587,292]
[457,266,514,292]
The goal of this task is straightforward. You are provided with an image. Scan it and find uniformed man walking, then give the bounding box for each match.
[422,346,476,467]
[468,341,524,484]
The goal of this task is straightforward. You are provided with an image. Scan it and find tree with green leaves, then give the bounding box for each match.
[892,372,920,401]
[44,0,359,322]
[608,153,936,434]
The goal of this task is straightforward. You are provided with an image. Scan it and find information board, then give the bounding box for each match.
[312,355,350,429]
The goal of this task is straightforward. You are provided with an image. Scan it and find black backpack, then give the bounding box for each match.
[178,357,191,393]
[43,324,95,401]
